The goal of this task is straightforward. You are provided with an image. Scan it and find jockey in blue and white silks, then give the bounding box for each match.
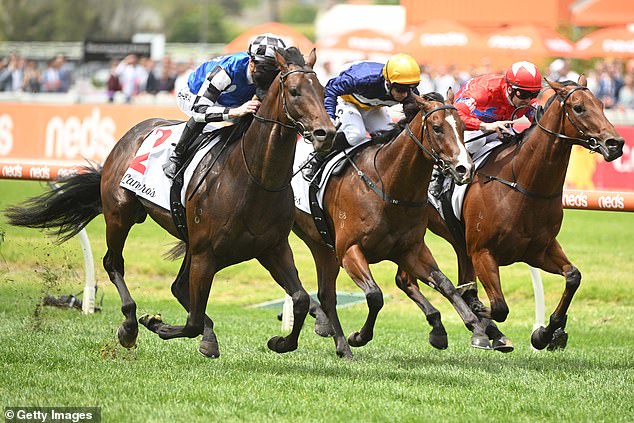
[165,33,287,180]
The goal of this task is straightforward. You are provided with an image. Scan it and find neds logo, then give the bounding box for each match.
[562,192,587,208]
[45,108,116,162]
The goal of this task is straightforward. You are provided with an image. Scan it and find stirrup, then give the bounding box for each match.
[163,160,179,180]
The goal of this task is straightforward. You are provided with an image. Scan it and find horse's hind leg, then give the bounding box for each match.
[258,241,311,354]
[530,241,579,351]
[394,268,448,350]
[341,244,384,348]
[102,199,141,348]
[140,252,220,358]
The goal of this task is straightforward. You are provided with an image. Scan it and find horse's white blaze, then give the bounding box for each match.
[446,114,470,166]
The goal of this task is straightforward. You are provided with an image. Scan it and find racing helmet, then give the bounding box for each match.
[505,61,542,91]
[382,54,421,85]
[248,33,287,63]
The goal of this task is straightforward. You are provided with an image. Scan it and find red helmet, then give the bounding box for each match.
[505,61,542,91]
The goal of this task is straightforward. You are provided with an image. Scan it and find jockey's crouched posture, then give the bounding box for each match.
[303,53,421,181]
[164,33,287,180]
[429,61,543,196]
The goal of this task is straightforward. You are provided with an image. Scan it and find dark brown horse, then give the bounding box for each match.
[396,76,625,351]
[293,90,491,359]
[5,48,335,358]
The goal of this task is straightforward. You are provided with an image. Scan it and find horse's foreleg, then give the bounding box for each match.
[154,250,215,341]
[471,250,509,322]
[258,241,310,354]
[394,267,447,350]
[341,244,383,348]
[530,241,579,351]
[140,251,220,357]
[400,243,490,349]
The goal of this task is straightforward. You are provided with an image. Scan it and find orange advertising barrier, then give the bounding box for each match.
[0,102,184,176]
[561,190,634,212]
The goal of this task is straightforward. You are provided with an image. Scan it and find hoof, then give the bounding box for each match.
[531,326,550,350]
[428,330,448,350]
[547,328,568,351]
[139,313,162,327]
[336,347,354,359]
[470,334,492,350]
[492,336,514,353]
[347,331,369,348]
[267,335,297,354]
[314,321,335,338]
[117,325,138,349]
[198,340,220,358]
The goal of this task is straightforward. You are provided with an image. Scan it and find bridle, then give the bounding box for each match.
[347,103,459,207]
[405,104,459,175]
[536,85,603,152]
[244,67,318,192]
[251,68,318,141]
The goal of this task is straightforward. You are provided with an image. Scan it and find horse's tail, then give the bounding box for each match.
[4,165,103,244]
[163,241,186,261]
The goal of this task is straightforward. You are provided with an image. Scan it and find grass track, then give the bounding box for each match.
[0,179,632,422]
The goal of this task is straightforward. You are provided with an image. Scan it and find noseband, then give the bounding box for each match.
[536,86,602,152]
[405,104,458,174]
[251,68,317,141]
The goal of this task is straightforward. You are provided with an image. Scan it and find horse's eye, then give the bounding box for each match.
[573,104,584,114]
[289,88,300,97]
[432,125,443,134]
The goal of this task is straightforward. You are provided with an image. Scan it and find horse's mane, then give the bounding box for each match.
[371,92,444,144]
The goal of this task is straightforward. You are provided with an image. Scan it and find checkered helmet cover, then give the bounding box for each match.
[248,33,287,62]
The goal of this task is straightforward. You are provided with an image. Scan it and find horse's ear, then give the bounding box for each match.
[275,48,289,73]
[306,48,317,68]
[545,77,565,93]
[578,74,587,87]
[412,92,432,112]
[446,87,454,105]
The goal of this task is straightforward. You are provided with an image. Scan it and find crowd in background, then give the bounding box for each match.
[2,50,634,112]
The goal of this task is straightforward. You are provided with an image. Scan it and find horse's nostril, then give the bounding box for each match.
[606,138,625,151]
[313,129,327,138]
[455,165,467,177]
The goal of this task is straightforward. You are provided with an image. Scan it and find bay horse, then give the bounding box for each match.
[395,76,624,351]
[5,47,335,358]
[293,90,490,359]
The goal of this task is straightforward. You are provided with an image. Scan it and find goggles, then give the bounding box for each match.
[390,83,418,94]
[514,88,539,100]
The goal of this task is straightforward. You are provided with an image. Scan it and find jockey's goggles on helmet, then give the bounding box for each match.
[390,83,417,94]
[514,88,539,100]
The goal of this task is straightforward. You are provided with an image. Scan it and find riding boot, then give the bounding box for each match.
[428,166,445,198]
[164,117,205,180]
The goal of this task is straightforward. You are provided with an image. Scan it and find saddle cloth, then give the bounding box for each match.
[291,139,371,214]
[428,140,502,221]
[120,121,230,210]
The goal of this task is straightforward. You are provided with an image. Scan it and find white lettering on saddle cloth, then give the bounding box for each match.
[120,122,227,210]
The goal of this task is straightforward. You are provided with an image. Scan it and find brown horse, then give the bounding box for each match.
[293,90,491,359]
[396,76,625,351]
[5,47,335,358]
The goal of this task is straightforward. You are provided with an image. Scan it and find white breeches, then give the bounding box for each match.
[175,87,218,133]
[336,98,393,146]
[464,130,503,161]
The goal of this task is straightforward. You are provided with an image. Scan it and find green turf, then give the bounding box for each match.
[0,179,632,422]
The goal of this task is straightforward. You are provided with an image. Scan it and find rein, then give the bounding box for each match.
[243,68,317,192]
[482,86,593,199]
[349,104,457,207]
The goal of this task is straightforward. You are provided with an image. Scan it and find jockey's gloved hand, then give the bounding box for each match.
[481,120,514,137]
[230,99,261,119]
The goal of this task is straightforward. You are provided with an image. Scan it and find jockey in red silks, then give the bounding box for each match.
[430,61,543,196]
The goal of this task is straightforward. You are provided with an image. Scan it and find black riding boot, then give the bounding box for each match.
[164,118,205,180]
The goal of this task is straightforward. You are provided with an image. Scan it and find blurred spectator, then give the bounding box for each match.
[173,59,195,94]
[22,60,41,93]
[617,74,634,110]
[597,61,623,109]
[548,58,579,83]
[56,55,72,92]
[115,54,145,103]
[106,59,121,102]
[417,64,435,94]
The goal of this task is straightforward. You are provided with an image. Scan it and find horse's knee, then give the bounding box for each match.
[121,301,137,318]
[366,289,384,311]
[566,266,581,290]
[394,270,410,291]
[491,300,509,322]
[292,291,310,315]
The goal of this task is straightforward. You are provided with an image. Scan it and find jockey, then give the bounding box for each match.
[303,53,421,181]
[164,33,287,179]
[429,60,543,196]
